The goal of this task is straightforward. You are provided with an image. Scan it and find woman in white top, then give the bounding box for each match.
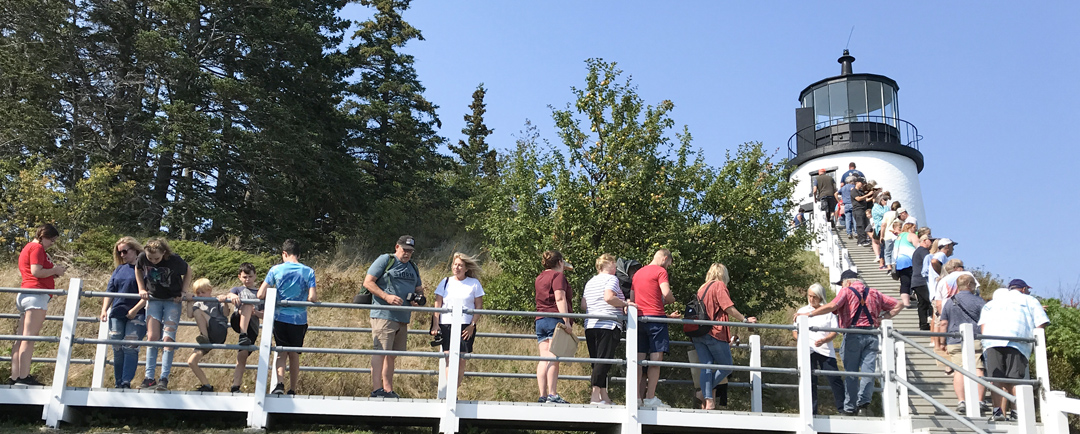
[579,254,633,405]
[432,252,485,390]
[793,283,846,414]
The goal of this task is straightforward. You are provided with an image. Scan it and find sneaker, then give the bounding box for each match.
[546,394,569,404]
[989,408,1005,422]
[857,404,875,417]
[237,333,254,347]
[1008,409,1017,421]
[384,390,400,399]
[230,385,241,393]
[590,400,610,405]
[154,378,169,391]
[642,397,669,408]
[6,377,15,385]
[14,375,43,386]
[980,401,992,415]
[370,387,386,398]
[195,334,210,345]
[194,384,214,392]
[271,383,285,395]
[287,389,296,396]
[118,382,131,389]
[538,396,548,403]
[139,378,157,389]
[955,401,966,416]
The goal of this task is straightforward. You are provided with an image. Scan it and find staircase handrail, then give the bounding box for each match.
[889,329,1016,403]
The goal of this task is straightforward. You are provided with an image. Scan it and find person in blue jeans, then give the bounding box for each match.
[690,264,756,410]
[135,239,192,391]
[99,237,147,388]
[534,250,574,404]
[838,179,857,238]
[793,283,846,414]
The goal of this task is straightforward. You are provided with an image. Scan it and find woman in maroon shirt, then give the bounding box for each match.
[11,224,67,385]
[534,250,573,404]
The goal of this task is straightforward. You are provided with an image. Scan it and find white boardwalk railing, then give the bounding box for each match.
[0,280,1059,433]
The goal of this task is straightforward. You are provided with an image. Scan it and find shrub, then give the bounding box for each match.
[171,240,276,285]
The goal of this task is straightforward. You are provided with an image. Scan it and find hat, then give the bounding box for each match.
[1008,279,1030,290]
[833,270,859,285]
[896,207,908,214]
[396,235,416,250]
[937,238,957,247]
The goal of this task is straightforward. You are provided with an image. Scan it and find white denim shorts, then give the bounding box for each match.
[16,293,49,312]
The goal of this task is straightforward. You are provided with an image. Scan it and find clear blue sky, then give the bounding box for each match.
[343,1,1080,298]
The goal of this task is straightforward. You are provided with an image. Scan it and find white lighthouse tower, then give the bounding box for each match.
[789,50,927,227]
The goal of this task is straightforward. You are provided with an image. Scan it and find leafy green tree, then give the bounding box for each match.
[345,0,453,245]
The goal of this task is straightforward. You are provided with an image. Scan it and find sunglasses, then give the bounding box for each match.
[117,249,130,255]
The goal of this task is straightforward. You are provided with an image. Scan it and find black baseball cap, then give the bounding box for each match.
[833,270,859,285]
[397,235,416,250]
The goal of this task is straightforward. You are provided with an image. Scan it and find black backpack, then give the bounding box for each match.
[615,258,642,300]
[683,282,714,338]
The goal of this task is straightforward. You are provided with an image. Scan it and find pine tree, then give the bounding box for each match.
[449,83,497,179]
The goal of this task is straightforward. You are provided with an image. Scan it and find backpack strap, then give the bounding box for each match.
[699,281,716,321]
[850,287,876,327]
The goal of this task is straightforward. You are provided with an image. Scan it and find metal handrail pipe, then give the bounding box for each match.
[808,327,882,335]
[77,338,257,351]
[639,316,796,331]
[0,335,60,343]
[895,330,960,338]
[761,345,798,352]
[0,313,98,324]
[0,357,92,365]
[889,330,1015,403]
[810,369,883,379]
[893,374,988,434]
[271,346,448,359]
[641,360,798,375]
[0,287,66,296]
[465,308,621,321]
[974,334,1036,343]
[278,300,450,314]
[981,377,1041,386]
[81,291,262,305]
[462,354,625,365]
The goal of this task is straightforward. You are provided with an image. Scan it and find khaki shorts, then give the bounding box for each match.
[946,343,984,370]
[372,318,408,352]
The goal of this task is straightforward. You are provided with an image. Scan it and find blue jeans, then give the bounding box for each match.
[883,238,894,266]
[844,207,855,235]
[144,299,181,380]
[840,331,879,412]
[108,316,146,387]
[810,352,846,414]
[692,335,733,399]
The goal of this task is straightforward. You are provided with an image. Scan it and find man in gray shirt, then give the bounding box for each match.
[812,168,837,225]
[363,235,424,398]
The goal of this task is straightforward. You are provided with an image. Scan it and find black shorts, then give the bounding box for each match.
[200,321,229,355]
[273,321,307,353]
[230,311,260,343]
[439,323,476,353]
[984,347,1028,380]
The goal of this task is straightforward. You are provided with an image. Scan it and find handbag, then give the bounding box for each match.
[549,323,579,358]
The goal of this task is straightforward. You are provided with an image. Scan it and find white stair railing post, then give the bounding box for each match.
[1045,391,1069,434]
[1015,385,1036,434]
[90,318,109,388]
[1033,328,1051,426]
[750,334,762,413]
[795,316,815,434]
[623,305,641,434]
[247,287,276,429]
[44,278,83,427]
[440,306,462,434]
[959,323,980,418]
[895,341,910,421]
[878,320,898,433]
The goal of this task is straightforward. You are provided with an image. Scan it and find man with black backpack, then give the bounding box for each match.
[363,235,425,398]
[798,270,902,416]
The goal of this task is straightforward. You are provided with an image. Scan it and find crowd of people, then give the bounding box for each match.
[9,221,1051,423]
[813,163,1051,421]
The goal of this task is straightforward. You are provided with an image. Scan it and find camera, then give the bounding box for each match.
[430,332,443,347]
[406,292,427,306]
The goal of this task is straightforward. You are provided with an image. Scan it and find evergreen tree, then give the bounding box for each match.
[345,0,452,245]
[449,83,497,179]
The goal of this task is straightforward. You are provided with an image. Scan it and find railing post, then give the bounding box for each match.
[1015,385,1036,434]
[879,321,898,433]
[894,341,910,421]
[623,305,641,434]
[247,287,276,430]
[795,316,815,434]
[750,334,762,413]
[1033,328,1051,426]
[440,306,462,434]
[90,318,109,388]
[959,323,980,418]
[1045,391,1069,434]
[44,279,83,427]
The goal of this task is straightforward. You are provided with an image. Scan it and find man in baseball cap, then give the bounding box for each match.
[1007,279,1031,295]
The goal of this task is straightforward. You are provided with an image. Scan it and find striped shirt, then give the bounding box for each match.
[583,273,623,330]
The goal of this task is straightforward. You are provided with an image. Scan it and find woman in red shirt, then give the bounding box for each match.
[691,263,756,410]
[11,224,67,386]
[534,250,573,404]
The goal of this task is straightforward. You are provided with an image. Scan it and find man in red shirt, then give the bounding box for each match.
[799,270,901,416]
[631,249,678,408]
